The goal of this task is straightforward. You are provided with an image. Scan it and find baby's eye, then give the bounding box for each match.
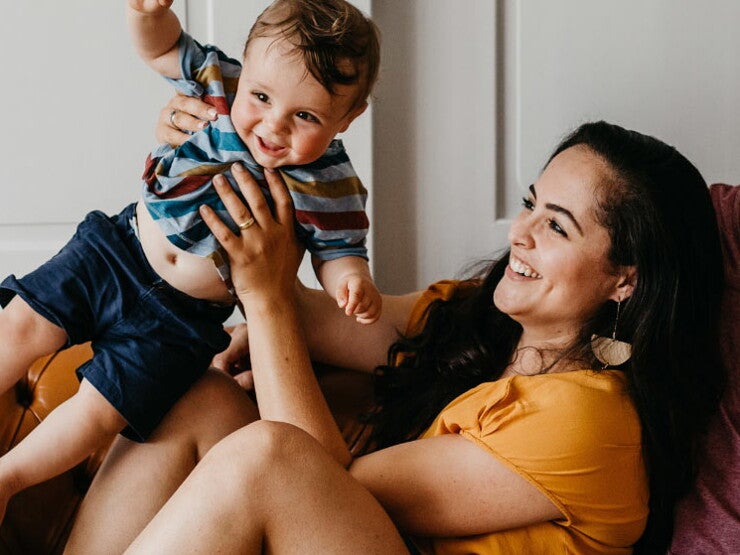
[521,197,535,210]
[253,92,269,103]
[548,218,567,237]
[296,111,320,123]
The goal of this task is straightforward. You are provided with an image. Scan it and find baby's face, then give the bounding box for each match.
[231,36,366,169]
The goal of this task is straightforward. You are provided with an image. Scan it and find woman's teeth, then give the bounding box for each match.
[510,257,542,279]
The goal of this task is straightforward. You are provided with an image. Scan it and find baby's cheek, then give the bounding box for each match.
[293,131,335,163]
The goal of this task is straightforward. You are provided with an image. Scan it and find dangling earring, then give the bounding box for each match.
[591,300,632,368]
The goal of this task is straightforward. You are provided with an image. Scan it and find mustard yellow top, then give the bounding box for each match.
[406,281,649,554]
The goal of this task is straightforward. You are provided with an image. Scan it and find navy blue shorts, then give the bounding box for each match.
[0,203,234,441]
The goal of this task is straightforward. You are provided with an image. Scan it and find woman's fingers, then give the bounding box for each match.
[156,106,191,146]
[263,168,296,225]
[156,93,218,145]
[199,190,236,247]
[211,324,250,373]
[212,171,256,231]
[230,164,273,226]
[172,94,219,125]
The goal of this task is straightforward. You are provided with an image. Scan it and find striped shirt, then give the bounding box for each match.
[141,33,369,284]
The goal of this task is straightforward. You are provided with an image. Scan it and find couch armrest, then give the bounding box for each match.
[0,344,109,555]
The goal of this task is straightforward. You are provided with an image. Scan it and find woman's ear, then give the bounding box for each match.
[610,265,637,302]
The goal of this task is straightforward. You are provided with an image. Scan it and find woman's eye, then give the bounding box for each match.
[548,218,567,237]
[296,111,319,123]
[521,197,535,211]
[253,92,268,102]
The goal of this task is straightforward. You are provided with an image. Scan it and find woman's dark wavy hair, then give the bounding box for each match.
[362,121,725,553]
[244,0,380,113]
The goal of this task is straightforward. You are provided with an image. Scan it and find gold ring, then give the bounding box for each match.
[237,217,255,230]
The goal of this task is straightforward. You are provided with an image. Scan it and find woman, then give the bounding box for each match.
[65,119,724,554]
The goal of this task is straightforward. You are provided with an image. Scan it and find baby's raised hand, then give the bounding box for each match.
[336,273,382,324]
[128,0,174,15]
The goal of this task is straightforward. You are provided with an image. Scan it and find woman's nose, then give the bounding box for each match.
[508,212,535,248]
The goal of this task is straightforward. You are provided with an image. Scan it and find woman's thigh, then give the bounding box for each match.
[127,420,409,555]
[64,369,258,554]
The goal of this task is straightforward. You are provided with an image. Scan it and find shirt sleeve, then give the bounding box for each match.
[281,140,370,261]
[426,373,648,537]
[163,32,242,102]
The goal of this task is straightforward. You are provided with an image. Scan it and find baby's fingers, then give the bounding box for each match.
[343,287,366,316]
[354,301,381,324]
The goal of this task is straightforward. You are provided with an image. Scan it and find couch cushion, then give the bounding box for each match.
[669,184,740,554]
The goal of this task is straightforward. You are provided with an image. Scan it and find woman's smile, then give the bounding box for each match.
[508,256,542,279]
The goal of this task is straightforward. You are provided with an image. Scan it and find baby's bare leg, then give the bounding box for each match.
[65,370,258,554]
[0,295,67,394]
[126,421,408,555]
[0,379,126,524]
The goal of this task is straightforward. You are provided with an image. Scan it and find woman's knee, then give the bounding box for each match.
[150,370,258,450]
[204,420,319,480]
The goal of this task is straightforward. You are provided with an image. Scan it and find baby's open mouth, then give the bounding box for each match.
[257,136,285,153]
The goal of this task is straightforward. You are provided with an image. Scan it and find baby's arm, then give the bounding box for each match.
[127,0,182,79]
[0,379,125,523]
[314,256,382,324]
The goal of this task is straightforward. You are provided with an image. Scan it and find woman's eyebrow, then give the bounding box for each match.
[529,184,584,236]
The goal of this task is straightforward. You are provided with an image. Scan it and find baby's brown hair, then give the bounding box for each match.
[245,0,380,112]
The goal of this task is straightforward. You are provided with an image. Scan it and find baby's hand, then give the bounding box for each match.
[129,0,174,15]
[336,273,382,324]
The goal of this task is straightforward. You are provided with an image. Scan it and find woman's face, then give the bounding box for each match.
[493,145,634,344]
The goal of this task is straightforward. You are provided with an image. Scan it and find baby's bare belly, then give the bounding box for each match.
[135,202,233,303]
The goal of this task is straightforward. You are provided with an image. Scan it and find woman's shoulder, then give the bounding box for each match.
[426,371,648,542]
[428,370,639,447]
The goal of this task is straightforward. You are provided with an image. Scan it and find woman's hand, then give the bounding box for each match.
[156,94,218,146]
[211,324,254,390]
[199,164,302,307]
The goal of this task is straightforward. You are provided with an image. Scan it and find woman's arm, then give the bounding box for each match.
[200,165,353,465]
[212,283,420,379]
[350,435,563,536]
[295,283,420,373]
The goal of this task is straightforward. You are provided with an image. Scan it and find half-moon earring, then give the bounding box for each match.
[591,300,632,368]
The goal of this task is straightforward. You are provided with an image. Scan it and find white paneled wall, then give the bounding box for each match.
[371,0,740,293]
[2,1,739,300]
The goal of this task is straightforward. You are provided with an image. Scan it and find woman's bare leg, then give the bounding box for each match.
[64,370,258,554]
[126,420,409,555]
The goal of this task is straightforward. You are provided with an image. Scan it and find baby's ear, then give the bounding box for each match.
[339,101,368,132]
[610,265,637,302]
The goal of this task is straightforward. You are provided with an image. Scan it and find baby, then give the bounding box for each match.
[0,0,380,522]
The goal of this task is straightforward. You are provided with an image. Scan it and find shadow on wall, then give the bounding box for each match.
[372,1,419,295]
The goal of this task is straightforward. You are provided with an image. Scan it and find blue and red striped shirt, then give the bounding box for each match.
[141,33,369,284]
